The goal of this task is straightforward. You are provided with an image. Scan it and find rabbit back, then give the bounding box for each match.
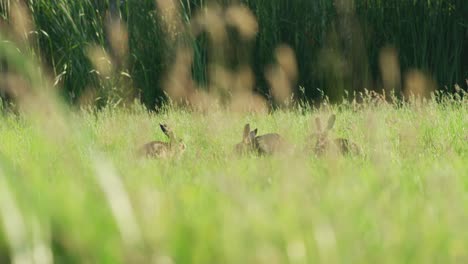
[140,141,170,158]
[334,138,362,155]
[255,133,286,155]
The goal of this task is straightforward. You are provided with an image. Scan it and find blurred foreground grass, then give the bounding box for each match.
[0,98,467,263]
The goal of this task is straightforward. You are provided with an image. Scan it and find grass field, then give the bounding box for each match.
[0,0,467,263]
[0,97,467,263]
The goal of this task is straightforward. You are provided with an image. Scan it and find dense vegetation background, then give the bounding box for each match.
[0,0,466,109]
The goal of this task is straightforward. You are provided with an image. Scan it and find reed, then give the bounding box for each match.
[0,0,464,108]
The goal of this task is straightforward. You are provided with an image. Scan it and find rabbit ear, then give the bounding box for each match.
[315,117,322,133]
[179,143,186,151]
[243,124,251,140]
[327,114,336,130]
[160,123,174,139]
[160,123,168,133]
[249,129,258,140]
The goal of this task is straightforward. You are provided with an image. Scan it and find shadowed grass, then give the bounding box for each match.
[1,0,465,107]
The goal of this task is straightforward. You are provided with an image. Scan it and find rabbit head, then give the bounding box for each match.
[313,114,336,155]
[235,123,258,155]
[160,123,186,156]
[312,114,362,156]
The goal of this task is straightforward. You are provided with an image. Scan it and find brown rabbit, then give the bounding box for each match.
[139,123,186,158]
[235,124,288,155]
[312,114,361,156]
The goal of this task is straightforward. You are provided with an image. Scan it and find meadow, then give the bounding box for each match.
[0,95,467,263]
[0,0,467,263]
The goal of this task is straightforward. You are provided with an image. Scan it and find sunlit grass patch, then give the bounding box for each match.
[0,99,466,262]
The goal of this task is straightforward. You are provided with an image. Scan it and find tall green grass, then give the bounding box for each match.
[0,96,467,262]
[1,0,466,108]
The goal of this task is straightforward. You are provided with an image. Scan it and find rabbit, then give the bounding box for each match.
[312,114,362,156]
[235,123,288,155]
[139,123,186,158]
